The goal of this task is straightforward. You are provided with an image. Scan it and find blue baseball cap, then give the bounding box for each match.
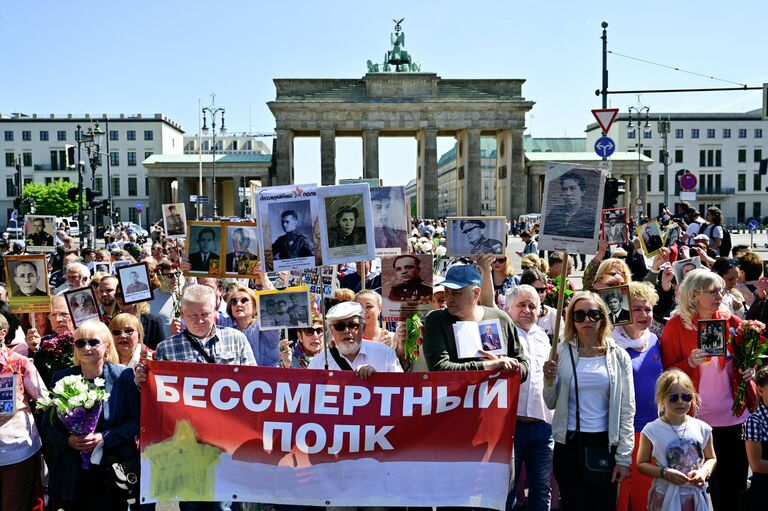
[442,265,482,289]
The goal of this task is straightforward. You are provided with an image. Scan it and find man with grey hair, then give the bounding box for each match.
[135,284,255,511]
[505,284,554,511]
[308,301,402,377]
[56,262,91,295]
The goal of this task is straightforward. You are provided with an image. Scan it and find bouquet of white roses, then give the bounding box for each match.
[37,374,110,468]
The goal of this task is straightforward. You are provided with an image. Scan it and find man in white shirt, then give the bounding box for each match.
[309,301,402,377]
[506,284,554,511]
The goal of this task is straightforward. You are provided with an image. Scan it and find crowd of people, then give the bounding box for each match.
[0,208,767,511]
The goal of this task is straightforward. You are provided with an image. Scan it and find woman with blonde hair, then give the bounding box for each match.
[660,268,754,510]
[585,257,633,290]
[220,284,281,366]
[109,313,151,368]
[543,291,635,511]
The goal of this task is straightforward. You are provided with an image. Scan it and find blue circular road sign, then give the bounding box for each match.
[594,136,616,158]
[748,219,759,232]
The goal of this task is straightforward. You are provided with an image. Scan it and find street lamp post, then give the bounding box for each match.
[202,98,226,218]
[657,118,671,210]
[87,122,104,247]
[627,103,651,220]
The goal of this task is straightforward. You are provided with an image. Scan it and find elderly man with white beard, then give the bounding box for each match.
[504,284,554,511]
[308,301,402,377]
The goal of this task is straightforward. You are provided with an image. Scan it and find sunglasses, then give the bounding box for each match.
[494,258,507,264]
[302,327,324,335]
[331,322,361,332]
[668,393,693,403]
[111,327,136,337]
[533,287,548,294]
[74,338,101,349]
[161,271,179,278]
[228,297,251,306]
[572,309,603,323]
[462,226,480,234]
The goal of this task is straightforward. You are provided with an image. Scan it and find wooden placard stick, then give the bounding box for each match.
[549,250,570,361]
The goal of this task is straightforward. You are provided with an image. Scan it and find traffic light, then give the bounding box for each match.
[67,187,80,202]
[66,145,76,168]
[13,197,21,211]
[85,188,102,208]
[603,177,626,209]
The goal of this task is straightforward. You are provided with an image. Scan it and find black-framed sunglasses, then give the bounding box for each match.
[494,258,507,264]
[111,327,136,337]
[572,309,603,323]
[228,297,251,306]
[74,338,102,349]
[533,286,548,294]
[302,327,324,335]
[668,393,693,403]
[331,322,361,332]
[162,271,180,278]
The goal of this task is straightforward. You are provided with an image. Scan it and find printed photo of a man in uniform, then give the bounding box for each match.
[387,255,432,302]
[461,219,503,255]
[272,209,313,260]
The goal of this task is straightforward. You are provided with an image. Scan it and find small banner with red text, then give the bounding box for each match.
[140,361,520,509]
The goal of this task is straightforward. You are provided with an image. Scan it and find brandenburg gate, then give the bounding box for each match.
[268,21,534,219]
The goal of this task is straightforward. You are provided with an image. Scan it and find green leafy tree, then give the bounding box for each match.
[22,180,81,217]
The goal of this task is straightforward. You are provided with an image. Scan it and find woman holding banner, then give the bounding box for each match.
[543,291,634,511]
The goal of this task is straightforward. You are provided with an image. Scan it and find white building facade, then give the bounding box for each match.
[586,108,768,226]
[0,112,184,228]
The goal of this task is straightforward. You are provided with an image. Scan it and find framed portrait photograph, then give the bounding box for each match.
[539,163,606,254]
[597,285,633,326]
[317,184,376,266]
[0,374,17,416]
[478,318,506,356]
[64,286,101,327]
[673,257,702,285]
[381,254,434,321]
[257,184,321,272]
[162,203,187,239]
[116,262,154,305]
[371,186,409,256]
[446,216,506,256]
[256,286,311,331]
[221,222,261,277]
[452,319,505,360]
[185,221,224,276]
[4,255,51,314]
[697,318,726,356]
[601,208,627,245]
[636,220,665,257]
[664,223,681,247]
[23,215,56,253]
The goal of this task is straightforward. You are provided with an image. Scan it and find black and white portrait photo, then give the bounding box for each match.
[223,223,260,276]
[94,263,113,275]
[673,257,702,286]
[597,285,632,326]
[64,287,100,327]
[117,262,154,304]
[446,217,506,256]
[636,221,665,257]
[601,208,627,245]
[371,186,409,255]
[24,215,56,252]
[539,163,605,254]
[257,287,311,330]
[318,184,375,265]
[381,254,434,321]
[326,198,367,248]
[269,202,314,262]
[697,319,726,356]
[162,203,187,239]
[186,222,222,275]
[4,256,50,312]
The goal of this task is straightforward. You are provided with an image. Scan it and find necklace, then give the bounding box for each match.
[663,415,688,441]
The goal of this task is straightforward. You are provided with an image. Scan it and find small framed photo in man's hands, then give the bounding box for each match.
[23,215,56,253]
[116,262,154,305]
[600,208,627,245]
[64,286,101,328]
[221,222,261,278]
[185,221,224,276]
[697,318,726,356]
[597,285,633,326]
[162,203,187,239]
[4,254,51,314]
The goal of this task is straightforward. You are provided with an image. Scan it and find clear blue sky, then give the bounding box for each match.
[3,0,766,187]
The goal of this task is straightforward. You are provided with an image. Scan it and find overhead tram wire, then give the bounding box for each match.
[607,50,748,87]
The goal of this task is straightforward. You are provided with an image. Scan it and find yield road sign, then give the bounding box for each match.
[592,108,620,134]
[594,136,616,158]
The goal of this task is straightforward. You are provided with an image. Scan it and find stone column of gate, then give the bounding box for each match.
[509,128,527,220]
[275,129,294,185]
[320,129,336,186]
[466,129,482,216]
[147,176,163,226]
[416,128,438,219]
[529,172,543,216]
[362,129,379,180]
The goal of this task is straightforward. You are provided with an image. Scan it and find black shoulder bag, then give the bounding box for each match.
[568,342,615,485]
[329,346,354,371]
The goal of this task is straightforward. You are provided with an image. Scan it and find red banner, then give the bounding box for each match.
[140,361,520,509]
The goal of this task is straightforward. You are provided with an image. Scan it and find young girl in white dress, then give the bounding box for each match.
[636,368,717,511]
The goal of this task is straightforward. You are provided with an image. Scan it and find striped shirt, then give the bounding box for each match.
[155,326,257,366]
[743,400,768,442]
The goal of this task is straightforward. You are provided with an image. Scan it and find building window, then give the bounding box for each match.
[643,130,652,139]
[675,149,684,163]
[126,130,136,141]
[754,173,762,191]
[202,141,209,151]
[699,150,706,167]
[658,174,665,192]
[21,130,31,141]
[144,151,153,159]
[95,176,103,192]
[144,130,153,141]
[643,149,652,159]
[716,150,722,167]
[5,153,14,167]
[127,151,137,166]
[128,177,138,196]
[57,130,66,141]
[737,202,746,223]
[6,178,14,197]
[4,131,13,141]
[627,131,636,139]
[38,131,49,141]
[231,140,238,151]
[111,177,121,196]
[23,177,32,186]
[756,129,763,138]
[675,129,684,138]
[739,149,747,163]
[738,174,746,191]
[754,202,762,220]
[722,128,731,138]
[22,152,31,167]
[44,177,53,186]
[707,129,715,139]
[109,130,119,141]
[754,149,763,162]
[739,128,747,138]
[658,150,665,163]
[110,152,119,166]
[691,129,699,138]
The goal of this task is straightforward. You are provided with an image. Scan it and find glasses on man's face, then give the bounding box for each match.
[302,327,323,336]
[111,327,136,337]
[462,226,480,235]
[572,309,603,323]
[331,322,361,332]
[74,338,101,349]
[668,393,693,403]
[228,297,250,306]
